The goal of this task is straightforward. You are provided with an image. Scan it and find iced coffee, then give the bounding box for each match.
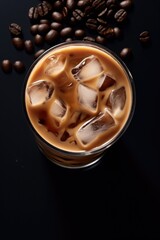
[24,42,135,168]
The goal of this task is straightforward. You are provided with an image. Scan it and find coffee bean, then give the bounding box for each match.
[113,27,122,38]
[34,34,44,46]
[114,9,127,23]
[53,1,64,11]
[1,60,12,73]
[65,38,73,42]
[9,23,22,36]
[73,9,84,21]
[13,61,25,73]
[96,35,107,44]
[37,1,52,17]
[24,40,34,53]
[139,31,151,44]
[40,19,50,24]
[50,22,62,31]
[77,0,89,8]
[119,0,133,9]
[75,29,85,39]
[66,0,76,10]
[86,19,97,30]
[120,48,132,59]
[12,37,24,50]
[30,24,38,35]
[83,36,95,42]
[52,12,64,22]
[45,29,59,43]
[34,49,46,59]
[28,7,39,21]
[92,0,106,13]
[60,27,73,38]
[62,7,68,19]
[37,23,50,35]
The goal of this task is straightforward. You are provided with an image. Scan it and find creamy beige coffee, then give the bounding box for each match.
[24,42,135,168]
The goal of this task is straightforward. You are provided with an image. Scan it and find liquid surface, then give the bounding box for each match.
[25,44,133,151]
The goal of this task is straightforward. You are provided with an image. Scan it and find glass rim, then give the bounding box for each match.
[23,40,136,157]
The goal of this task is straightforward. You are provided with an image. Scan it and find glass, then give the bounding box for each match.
[23,41,136,169]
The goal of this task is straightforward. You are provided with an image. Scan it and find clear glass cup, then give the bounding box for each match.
[23,41,136,169]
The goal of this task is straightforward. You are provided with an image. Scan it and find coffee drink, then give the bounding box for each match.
[24,42,135,168]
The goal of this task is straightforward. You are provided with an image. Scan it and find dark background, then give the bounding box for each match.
[0,0,160,239]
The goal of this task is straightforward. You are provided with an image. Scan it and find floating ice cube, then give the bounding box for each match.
[50,99,67,119]
[76,111,115,146]
[98,73,116,91]
[72,55,103,81]
[27,80,54,106]
[78,84,98,114]
[106,87,126,115]
[44,54,67,77]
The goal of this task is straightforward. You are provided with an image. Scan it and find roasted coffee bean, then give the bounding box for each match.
[1,60,12,73]
[120,48,132,59]
[119,0,133,9]
[62,7,68,18]
[12,37,24,50]
[97,18,108,26]
[84,6,94,17]
[52,12,64,22]
[9,23,22,36]
[106,0,117,7]
[34,34,44,46]
[75,29,85,39]
[66,0,76,10]
[65,38,73,42]
[13,61,25,73]
[34,49,45,59]
[50,22,62,31]
[28,7,39,20]
[72,9,84,21]
[24,40,34,53]
[86,19,97,30]
[98,8,108,18]
[53,1,64,11]
[77,0,90,8]
[37,1,52,17]
[83,36,95,42]
[40,19,50,24]
[114,9,127,23]
[37,23,50,35]
[139,31,150,44]
[113,27,122,38]
[92,0,106,13]
[30,24,38,35]
[97,25,114,38]
[96,35,107,44]
[106,9,115,18]
[45,29,59,43]
[60,27,73,38]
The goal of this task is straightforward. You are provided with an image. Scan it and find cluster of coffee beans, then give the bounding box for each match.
[1,0,151,74]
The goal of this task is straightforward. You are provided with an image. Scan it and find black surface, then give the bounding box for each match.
[0,0,160,239]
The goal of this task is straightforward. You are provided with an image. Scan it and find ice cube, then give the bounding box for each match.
[76,111,115,146]
[44,54,67,77]
[98,73,116,91]
[27,80,54,106]
[50,99,67,118]
[78,84,98,114]
[106,87,126,115]
[72,55,103,81]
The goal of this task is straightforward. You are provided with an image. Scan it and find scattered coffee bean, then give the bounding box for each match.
[37,1,52,17]
[75,29,85,39]
[72,9,84,21]
[34,49,46,59]
[66,0,76,10]
[60,27,73,38]
[65,38,73,42]
[114,9,127,23]
[9,23,22,36]
[12,37,24,50]
[120,47,132,60]
[139,31,151,44]
[96,35,107,44]
[30,24,38,35]
[45,29,59,44]
[83,36,95,42]
[50,22,62,31]
[1,60,12,73]
[13,61,25,73]
[34,34,44,46]
[24,40,34,53]
[53,1,64,11]
[120,0,133,9]
[37,23,50,35]
[52,12,64,22]
[113,27,122,38]
[40,19,50,24]
[28,7,39,21]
